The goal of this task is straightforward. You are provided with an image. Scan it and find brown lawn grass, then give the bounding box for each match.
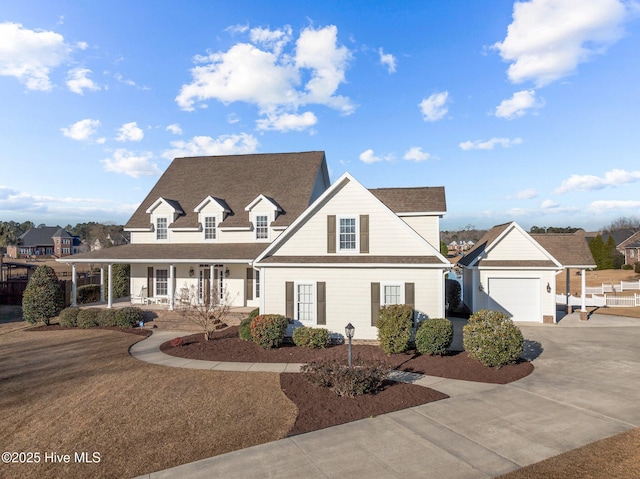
[0,322,296,478]
[556,268,640,295]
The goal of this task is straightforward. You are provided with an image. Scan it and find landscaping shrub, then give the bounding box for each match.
[115,307,143,328]
[248,308,260,320]
[58,307,80,327]
[170,337,184,347]
[292,326,330,349]
[97,308,118,326]
[22,265,64,325]
[445,278,461,310]
[77,284,101,304]
[239,317,252,341]
[463,310,524,368]
[250,314,288,349]
[621,264,633,270]
[636,262,640,274]
[76,308,100,328]
[415,318,453,356]
[377,304,413,354]
[301,359,390,397]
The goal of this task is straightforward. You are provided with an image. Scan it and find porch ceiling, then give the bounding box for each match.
[57,243,269,264]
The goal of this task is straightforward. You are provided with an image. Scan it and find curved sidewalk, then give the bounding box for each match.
[129,329,499,397]
[133,314,640,479]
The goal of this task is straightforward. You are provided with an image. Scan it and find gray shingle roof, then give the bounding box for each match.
[258,255,445,265]
[369,186,446,213]
[531,232,596,268]
[126,151,328,230]
[19,226,71,247]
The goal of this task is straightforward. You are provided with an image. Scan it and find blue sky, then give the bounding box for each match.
[1,0,639,231]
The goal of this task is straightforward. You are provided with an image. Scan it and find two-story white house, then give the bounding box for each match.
[60,151,450,339]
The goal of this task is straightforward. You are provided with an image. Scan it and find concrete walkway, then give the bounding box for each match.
[133,313,640,479]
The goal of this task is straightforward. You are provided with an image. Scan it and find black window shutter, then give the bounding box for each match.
[317,282,326,325]
[285,281,294,319]
[360,215,369,253]
[147,267,154,297]
[327,215,336,253]
[371,282,380,326]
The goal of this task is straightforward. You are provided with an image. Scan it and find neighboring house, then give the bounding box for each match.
[459,222,595,323]
[57,151,450,340]
[6,226,80,258]
[447,240,475,256]
[619,231,640,266]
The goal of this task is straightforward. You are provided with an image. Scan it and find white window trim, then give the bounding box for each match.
[155,268,169,297]
[155,216,169,241]
[295,280,316,324]
[337,215,358,253]
[254,214,270,241]
[203,215,217,241]
[380,282,405,306]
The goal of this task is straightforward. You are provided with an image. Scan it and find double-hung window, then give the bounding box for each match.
[382,283,403,306]
[255,215,269,240]
[255,269,260,299]
[156,269,168,296]
[338,217,357,251]
[296,282,315,322]
[156,217,168,240]
[204,216,216,240]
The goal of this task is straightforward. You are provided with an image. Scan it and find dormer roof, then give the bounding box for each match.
[145,197,185,215]
[245,194,283,212]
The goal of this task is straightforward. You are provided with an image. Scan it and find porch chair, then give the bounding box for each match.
[131,286,148,305]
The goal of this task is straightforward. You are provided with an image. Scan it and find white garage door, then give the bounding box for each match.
[487,278,540,322]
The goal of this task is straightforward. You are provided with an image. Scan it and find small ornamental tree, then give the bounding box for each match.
[179,285,233,341]
[22,265,64,325]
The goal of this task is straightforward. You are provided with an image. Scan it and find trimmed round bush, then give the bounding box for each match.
[463,310,524,368]
[98,309,118,326]
[377,304,413,354]
[76,308,100,328]
[115,307,143,328]
[248,308,260,320]
[58,307,80,327]
[239,317,252,341]
[250,314,288,349]
[415,318,453,356]
[22,265,64,325]
[292,326,330,349]
[77,284,101,304]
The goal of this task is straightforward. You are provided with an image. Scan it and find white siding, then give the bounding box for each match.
[487,229,549,261]
[402,216,440,248]
[273,179,437,257]
[261,266,445,340]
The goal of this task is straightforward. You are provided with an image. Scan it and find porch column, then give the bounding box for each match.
[107,263,113,309]
[71,263,77,307]
[580,268,587,312]
[169,264,175,311]
[565,268,571,313]
[210,265,215,306]
[100,265,105,302]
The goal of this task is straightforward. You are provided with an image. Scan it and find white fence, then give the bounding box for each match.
[557,294,640,308]
[585,281,640,294]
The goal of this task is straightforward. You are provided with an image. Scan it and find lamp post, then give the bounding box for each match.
[345,323,355,368]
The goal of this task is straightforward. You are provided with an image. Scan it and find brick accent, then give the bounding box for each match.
[579,311,588,321]
[543,315,554,324]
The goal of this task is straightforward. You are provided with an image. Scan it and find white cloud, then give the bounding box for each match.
[101,149,160,178]
[256,110,317,131]
[506,207,526,216]
[359,149,393,164]
[61,119,101,141]
[541,199,559,209]
[162,133,259,159]
[116,122,144,142]
[66,67,100,94]
[556,169,640,194]
[403,147,431,162]
[175,25,354,130]
[419,91,449,122]
[459,137,523,150]
[510,188,538,200]
[495,89,541,119]
[166,123,183,135]
[378,48,396,73]
[494,0,629,86]
[588,200,640,213]
[0,22,75,91]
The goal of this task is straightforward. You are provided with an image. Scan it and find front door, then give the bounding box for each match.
[198,264,225,305]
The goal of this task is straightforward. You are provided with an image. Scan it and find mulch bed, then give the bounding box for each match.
[160,326,534,436]
[27,324,152,337]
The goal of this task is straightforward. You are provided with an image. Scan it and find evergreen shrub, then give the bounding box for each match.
[377,304,413,354]
[415,318,453,355]
[250,314,288,349]
[463,310,524,368]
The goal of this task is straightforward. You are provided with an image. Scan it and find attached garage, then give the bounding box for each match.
[487,277,540,322]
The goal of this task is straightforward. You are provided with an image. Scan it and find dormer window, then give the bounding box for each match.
[204,216,217,240]
[255,215,269,240]
[156,217,168,240]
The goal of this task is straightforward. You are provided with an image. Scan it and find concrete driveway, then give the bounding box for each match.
[136,313,640,479]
